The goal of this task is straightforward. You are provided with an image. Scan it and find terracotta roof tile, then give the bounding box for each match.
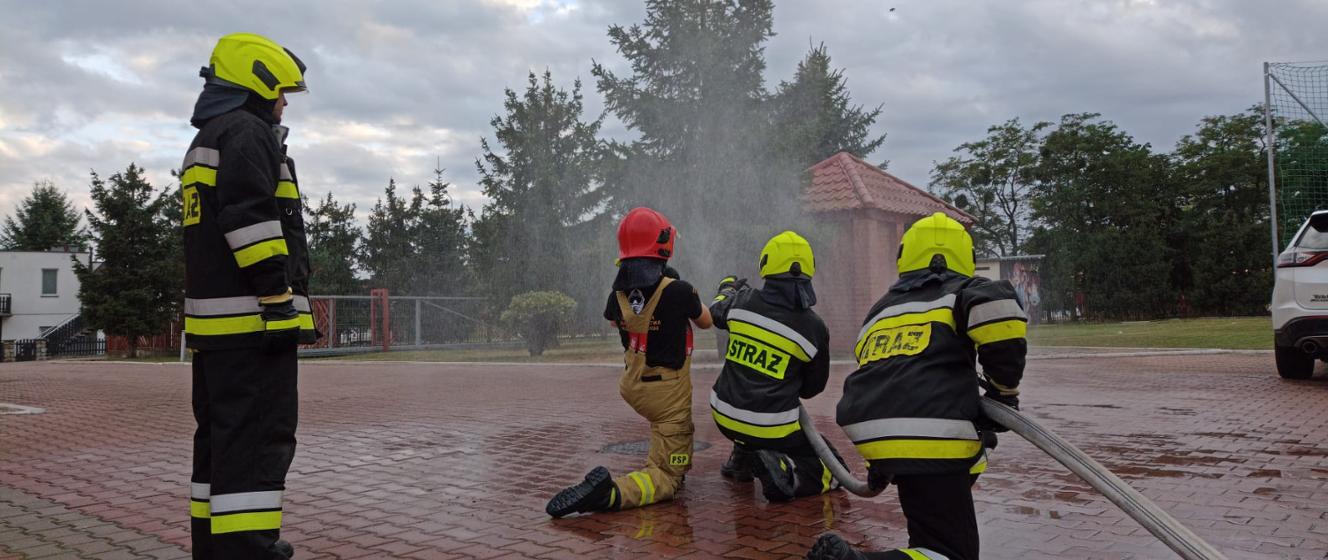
[803,152,975,225]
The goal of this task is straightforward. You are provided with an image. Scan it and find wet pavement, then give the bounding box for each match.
[2,352,1326,559]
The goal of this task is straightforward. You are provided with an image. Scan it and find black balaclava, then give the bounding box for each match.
[760,276,817,310]
[191,85,278,129]
[613,258,667,292]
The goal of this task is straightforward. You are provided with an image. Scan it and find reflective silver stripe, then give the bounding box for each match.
[191,483,210,500]
[210,491,282,514]
[185,296,261,317]
[911,548,949,560]
[183,147,220,169]
[293,295,310,313]
[967,299,1026,328]
[726,309,818,359]
[280,164,293,181]
[224,220,283,250]
[857,294,956,342]
[709,390,799,426]
[842,417,978,442]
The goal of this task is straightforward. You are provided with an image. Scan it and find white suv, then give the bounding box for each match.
[1272,210,1328,379]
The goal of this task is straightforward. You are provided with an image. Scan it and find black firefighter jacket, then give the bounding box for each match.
[181,108,315,350]
[836,269,1027,475]
[709,286,831,450]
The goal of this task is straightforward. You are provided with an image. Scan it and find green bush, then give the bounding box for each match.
[500,291,577,356]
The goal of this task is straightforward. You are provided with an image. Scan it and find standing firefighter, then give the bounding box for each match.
[183,33,316,559]
[546,207,713,517]
[709,231,841,502]
[808,213,1026,560]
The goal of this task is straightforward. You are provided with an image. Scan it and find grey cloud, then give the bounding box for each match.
[2,0,1326,225]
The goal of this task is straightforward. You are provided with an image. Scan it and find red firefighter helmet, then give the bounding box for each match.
[617,207,675,261]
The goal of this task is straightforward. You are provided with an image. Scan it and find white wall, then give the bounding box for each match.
[974,259,1001,281]
[0,251,89,340]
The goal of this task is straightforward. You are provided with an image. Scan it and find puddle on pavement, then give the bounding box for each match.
[601,440,712,456]
[0,403,44,415]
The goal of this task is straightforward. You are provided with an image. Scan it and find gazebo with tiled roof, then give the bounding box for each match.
[804,152,975,352]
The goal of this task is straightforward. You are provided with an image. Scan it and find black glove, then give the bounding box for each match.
[714,275,749,302]
[260,300,300,354]
[663,266,680,280]
[976,391,1019,433]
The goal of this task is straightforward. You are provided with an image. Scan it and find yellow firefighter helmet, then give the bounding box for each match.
[203,33,307,100]
[897,213,975,277]
[760,231,816,278]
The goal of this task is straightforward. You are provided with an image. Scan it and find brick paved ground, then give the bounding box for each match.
[2,352,1327,559]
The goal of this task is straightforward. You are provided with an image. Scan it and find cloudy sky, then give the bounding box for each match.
[1,0,1325,225]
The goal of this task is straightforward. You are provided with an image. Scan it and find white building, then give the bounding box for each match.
[0,250,91,340]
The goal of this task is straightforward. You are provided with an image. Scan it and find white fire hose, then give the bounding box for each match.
[799,400,1229,560]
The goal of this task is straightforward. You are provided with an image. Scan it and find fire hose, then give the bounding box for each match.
[799,399,1229,560]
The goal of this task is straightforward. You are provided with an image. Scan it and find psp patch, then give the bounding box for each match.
[669,453,690,466]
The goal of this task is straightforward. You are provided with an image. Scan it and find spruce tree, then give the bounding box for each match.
[771,43,887,167]
[411,167,470,296]
[359,179,420,294]
[473,70,607,322]
[73,165,178,357]
[2,180,86,251]
[305,193,361,295]
[593,0,789,284]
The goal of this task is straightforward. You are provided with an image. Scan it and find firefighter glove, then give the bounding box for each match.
[976,391,1018,433]
[714,275,748,303]
[260,300,300,354]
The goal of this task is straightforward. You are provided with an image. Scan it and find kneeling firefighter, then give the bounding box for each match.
[546,207,713,517]
[708,231,842,502]
[808,213,1027,560]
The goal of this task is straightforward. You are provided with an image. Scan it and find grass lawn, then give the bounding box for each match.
[1027,316,1271,350]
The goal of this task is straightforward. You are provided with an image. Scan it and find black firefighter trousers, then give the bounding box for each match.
[862,471,980,560]
[190,346,298,560]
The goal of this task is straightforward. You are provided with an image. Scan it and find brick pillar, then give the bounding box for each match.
[35,340,48,361]
[2,341,13,362]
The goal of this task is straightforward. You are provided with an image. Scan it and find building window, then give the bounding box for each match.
[41,268,58,296]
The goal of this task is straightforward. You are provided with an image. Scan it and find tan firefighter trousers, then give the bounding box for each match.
[612,277,694,509]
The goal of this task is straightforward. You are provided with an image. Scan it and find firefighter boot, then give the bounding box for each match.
[805,534,869,560]
[272,540,295,559]
[752,450,798,502]
[547,466,618,518]
[721,445,755,482]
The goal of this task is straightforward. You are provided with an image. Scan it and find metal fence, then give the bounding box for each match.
[1265,61,1328,258]
[302,293,507,356]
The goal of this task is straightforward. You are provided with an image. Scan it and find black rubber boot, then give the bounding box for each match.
[272,539,295,559]
[546,466,615,518]
[806,533,869,560]
[752,449,797,502]
[720,445,755,482]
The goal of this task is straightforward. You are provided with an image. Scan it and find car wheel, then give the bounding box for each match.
[1275,345,1314,379]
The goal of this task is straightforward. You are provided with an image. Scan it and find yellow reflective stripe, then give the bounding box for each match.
[608,487,618,509]
[190,500,210,519]
[234,238,288,268]
[970,455,988,475]
[210,511,282,534]
[182,166,217,187]
[901,550,930,560]
[969,318,1027,346]
[629,472,655,506]
[276,181,299,199]
[298,312,314,329]
[821,463,832,492]
[185,315,264,336]
[727,320,812,362]
[712,410,801,440]
[854,438,982,461]
[265,318,300,331]
[854,308,956,357]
